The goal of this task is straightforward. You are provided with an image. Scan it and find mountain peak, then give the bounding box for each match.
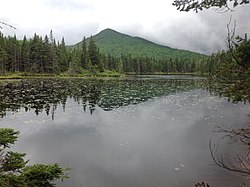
[70,28,204,61]
[97,28,125,37]
[101,28,117,33]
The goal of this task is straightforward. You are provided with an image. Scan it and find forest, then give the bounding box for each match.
[0,28,249,101]
[0,30,209,76]
[0,27,249,102]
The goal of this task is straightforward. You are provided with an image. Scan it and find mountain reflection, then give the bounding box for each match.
[0,78,205,119]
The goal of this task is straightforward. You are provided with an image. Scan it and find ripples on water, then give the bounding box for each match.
[0,76,249,187]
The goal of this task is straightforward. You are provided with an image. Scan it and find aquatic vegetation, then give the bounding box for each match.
[0,77,206,119]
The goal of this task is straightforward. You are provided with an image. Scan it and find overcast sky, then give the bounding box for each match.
[1,0,250,54]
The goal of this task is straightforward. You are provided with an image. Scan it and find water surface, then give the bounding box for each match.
[0,76,249,187]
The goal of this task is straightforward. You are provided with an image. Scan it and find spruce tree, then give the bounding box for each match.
[58,37,69,72]
[20,36,30,72]
[49,30,59,73]
[0,32,8,74]
[29,33,41,73]
[88,36,99,66]
[43,35,51,73]
[81,37,87,68]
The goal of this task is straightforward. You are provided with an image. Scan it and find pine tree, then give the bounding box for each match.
[58,37,69,72]
[88,36,99,66]
[20,36,30,72]
[0,32,8,74]
[43,35,51,73]
[49,30,59,73]
[29,33,42,73]
[81,37,87,68]
[115,59,123,73]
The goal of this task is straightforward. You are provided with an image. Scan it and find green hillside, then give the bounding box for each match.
[70,28,205,61]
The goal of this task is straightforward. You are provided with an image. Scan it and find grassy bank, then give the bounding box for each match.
[125,72,205,76]
[0,70,123,80]
[0,71,206,80]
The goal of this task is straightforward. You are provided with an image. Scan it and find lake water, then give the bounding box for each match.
[0,76,249,187]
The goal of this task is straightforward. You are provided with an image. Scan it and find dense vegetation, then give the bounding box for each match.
[203,35,250,103]
[71,29,206,74]
[0,29,207,76]
[0,128,68,187]
[71,29,204,61]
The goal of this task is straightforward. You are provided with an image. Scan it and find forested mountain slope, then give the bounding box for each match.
[70,28,205,61]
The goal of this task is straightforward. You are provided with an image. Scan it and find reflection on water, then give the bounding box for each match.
[0,77,205,119]
[0,76,249,187]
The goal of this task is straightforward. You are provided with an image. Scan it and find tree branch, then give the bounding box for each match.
[0,21,17,30]
[172,0,249,12]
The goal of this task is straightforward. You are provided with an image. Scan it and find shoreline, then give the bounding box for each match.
[0,72,205,80]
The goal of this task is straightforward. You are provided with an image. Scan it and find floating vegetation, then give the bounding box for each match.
[0,77,206,119]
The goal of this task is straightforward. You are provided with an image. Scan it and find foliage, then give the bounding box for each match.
[234,35,250,68]
[0,29,207,75]
[0,128,68,187]
[0,128,19,148]
[206,35,250,103]
[172,0,249,12]
[70,28,204,62]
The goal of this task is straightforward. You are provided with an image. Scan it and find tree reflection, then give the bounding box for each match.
[0,78,205,119]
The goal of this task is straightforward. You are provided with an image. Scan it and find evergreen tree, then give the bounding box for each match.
[88,36,99,66]
[0,32,8,74]
[81,37,87,68]
[115,59,123,73]
[43,35,52,73]
[20,36,30,72]
[58,37,68,72]
[49,30,59,73]
[0,128,68,186]
[68,48,81,74]
[29,34,42,73]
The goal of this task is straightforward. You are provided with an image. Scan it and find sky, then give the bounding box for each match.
[1,0,250,54]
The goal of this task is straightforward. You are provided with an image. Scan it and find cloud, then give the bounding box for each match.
[42,0,94,11]
[0,0,249,54]
[141,5,250,54]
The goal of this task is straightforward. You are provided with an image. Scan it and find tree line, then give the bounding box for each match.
[0,30,207,75]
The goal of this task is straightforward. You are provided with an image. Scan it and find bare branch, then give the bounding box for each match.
[209,138,250,175]
[0,21,17,30]
[195,181,210,187]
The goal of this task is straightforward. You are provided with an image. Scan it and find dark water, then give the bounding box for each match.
[0,76,249,187]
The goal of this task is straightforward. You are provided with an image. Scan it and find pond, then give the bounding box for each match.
[0,75,249,187]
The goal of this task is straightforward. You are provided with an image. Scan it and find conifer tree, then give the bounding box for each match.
[43,35,51,73]
[20,36,30,72]
[49,30,59,73]
[0,128,68,186]
[81,37,87,68]
[29,34,41,73]
[88,36,99,66]
[0,32,8,74]
[58,37,69,72]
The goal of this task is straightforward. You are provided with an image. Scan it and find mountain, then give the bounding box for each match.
[70,28,205,61]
